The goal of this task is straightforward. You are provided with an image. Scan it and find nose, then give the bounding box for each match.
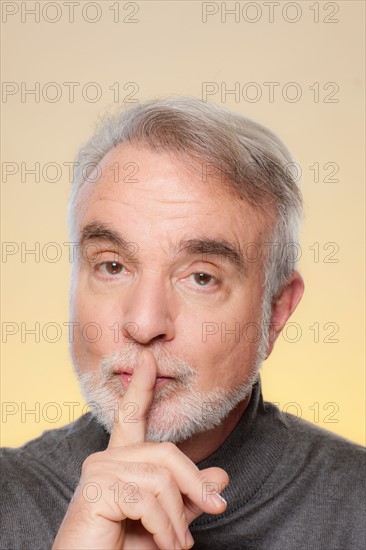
[120,272,175,345]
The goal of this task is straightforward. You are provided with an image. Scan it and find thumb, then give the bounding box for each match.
[184,467,229,523]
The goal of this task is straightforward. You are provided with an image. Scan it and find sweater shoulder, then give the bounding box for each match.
[264,398,365,452]
[263,399,365,485]
[0,418,94,550]
[285,408,364,456]
[0,413,96,490]
[2,412,89,457]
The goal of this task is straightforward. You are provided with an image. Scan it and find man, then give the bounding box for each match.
[1,97,364,550]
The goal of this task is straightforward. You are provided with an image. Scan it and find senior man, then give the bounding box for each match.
[1,97,365,550]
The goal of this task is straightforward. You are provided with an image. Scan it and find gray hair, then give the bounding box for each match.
[68,96,303,308]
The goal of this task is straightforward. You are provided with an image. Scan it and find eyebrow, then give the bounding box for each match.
[79,222,131,252]
[79,221,247,277]
[176,237,247,278]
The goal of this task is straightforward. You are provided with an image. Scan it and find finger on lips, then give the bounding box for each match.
[109,349,158,448]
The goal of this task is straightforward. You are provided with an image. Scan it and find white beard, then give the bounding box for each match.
[73,339,263,444]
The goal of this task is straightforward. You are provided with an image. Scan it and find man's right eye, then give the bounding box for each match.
[96,261,125,277]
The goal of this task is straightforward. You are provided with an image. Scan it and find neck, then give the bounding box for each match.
[176,389,253,463]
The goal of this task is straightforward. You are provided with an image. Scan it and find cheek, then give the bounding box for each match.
[70,285,125,370]
[195,334,256,391]
[191,296,264,390]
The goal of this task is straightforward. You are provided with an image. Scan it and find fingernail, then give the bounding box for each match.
[209,491,227,508]
[185,529,194,548]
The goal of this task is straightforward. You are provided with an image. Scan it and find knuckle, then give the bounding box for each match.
[177,506,189,527]
[137,462,159,477]
[139,490,156,509]
[81,451,104,472]
[158,467,175,489]
[197,473,214,490]
[160,441,177,455]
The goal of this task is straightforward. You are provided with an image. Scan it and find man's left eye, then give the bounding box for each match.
[190,272,216,286]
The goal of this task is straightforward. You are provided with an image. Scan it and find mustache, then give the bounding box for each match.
[100,342,197,384]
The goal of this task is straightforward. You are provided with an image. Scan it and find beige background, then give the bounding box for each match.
[1,0,365,447]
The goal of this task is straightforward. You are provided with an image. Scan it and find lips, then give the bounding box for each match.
[114,369,173,389]
[114,369,172,379]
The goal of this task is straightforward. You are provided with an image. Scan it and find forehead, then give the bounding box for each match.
[76,143,270,247]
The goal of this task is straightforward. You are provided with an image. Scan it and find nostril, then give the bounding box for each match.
[151,334,168,344]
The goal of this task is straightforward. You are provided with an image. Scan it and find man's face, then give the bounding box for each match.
[70,143,270,443]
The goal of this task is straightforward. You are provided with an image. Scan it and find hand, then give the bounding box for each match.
[52,350,229,549]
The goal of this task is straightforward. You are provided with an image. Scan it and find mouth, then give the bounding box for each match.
[114,370,174,389]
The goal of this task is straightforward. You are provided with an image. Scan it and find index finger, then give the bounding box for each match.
[108,349,157,448]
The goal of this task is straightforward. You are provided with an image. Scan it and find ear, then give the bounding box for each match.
[265,271,304,358]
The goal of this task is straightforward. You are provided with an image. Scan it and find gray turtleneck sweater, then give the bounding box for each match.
[1,377,365,549]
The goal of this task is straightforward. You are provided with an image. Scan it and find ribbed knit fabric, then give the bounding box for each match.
[1,376,365,550]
